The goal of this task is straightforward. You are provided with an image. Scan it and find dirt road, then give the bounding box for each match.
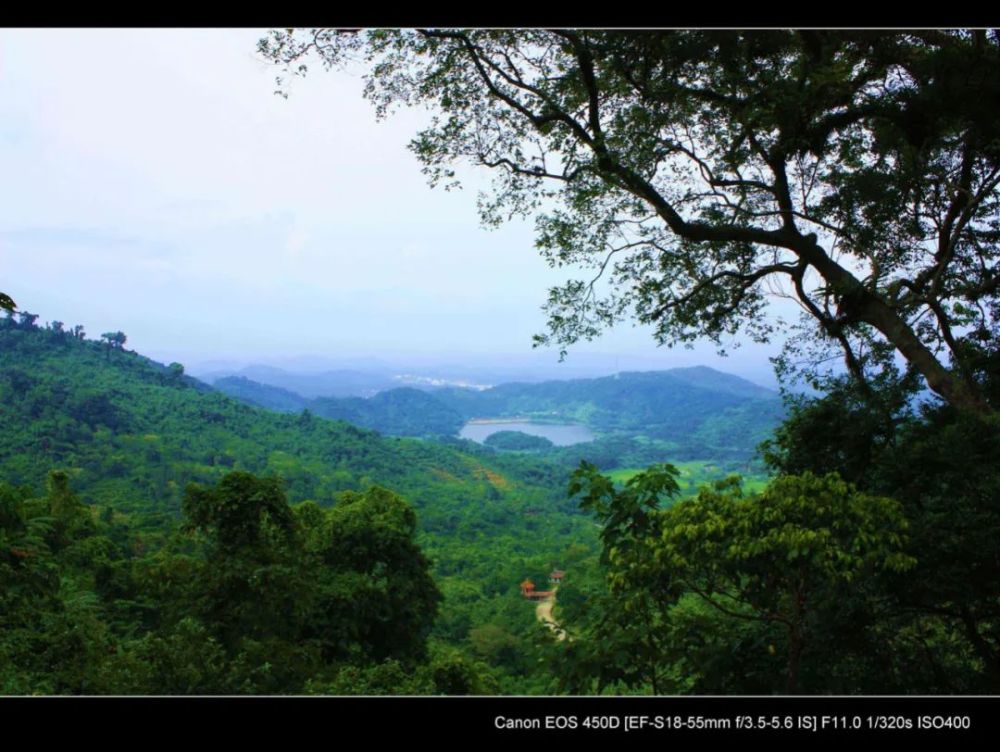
[536,595,566,641]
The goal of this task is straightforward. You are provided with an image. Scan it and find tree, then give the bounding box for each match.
[181,473,300,650]
[563,462,684,693]
[100,331,127,350]
[307,486,442,663]
[760,369,920,487]
[565,465,916,693]
[183,472,294,556]
[260,29,1000,413]
[180,474,441,678]
[766,374,1000,689]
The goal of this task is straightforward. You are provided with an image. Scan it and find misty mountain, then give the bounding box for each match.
[434,368,783,445]
[214,365,784,458]
[203,365,400,398]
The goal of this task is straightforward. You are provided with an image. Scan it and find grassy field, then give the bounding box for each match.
[606,460,771,498]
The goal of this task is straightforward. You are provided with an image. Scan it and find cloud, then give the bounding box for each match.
[0,29,786,384]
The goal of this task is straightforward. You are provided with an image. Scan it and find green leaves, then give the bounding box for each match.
[663,473,915,587]
[571,460,680,569]
[183,472,293,554]
[260,29,1000,413]
[565,464,917,693]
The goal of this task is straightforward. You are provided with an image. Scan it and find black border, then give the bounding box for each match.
[1,8,996,29]
[3,18,998,742]
[4,695,1000,742]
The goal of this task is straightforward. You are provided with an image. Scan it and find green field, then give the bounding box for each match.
[606,461,771,498]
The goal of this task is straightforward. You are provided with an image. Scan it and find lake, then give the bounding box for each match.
[459,419,595,447]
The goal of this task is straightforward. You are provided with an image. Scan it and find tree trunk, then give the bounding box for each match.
[857,296,993,414]
[786,629,803,695]
[797,235,993,415]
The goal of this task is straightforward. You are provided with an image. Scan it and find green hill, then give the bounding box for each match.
[214,377,466,438]
[213,375,310,413]
[484,431,555,452]
[0,316,597,693]
[216,362,784,460]
[436,368,784,457]
[309,387,465,437]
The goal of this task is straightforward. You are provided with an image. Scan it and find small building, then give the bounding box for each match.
[549,570,565,584]
[520,578,554,600]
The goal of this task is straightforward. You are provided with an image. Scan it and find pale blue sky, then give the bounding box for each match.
[0,29,789,386]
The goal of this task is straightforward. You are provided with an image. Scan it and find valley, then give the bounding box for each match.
[0,314,777,693]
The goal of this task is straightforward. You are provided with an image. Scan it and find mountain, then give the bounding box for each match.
[310,387,464,437]
[213,375,310,413]
[200,365,400,398]
[0,319,595,654]
[214,364,785,459]
[212,378,465,437]
[435,368,784,456]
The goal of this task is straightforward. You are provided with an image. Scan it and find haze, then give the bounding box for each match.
[0,28,788,387]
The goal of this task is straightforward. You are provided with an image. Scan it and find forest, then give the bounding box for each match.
[3,304,999,693]
[3,29,1000,695]
[0,315,596,693]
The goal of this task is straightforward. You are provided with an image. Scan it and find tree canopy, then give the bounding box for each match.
[562,464,917,693]
[260,29,1000,413]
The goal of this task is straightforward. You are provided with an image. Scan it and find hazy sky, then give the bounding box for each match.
[0,29,789,385]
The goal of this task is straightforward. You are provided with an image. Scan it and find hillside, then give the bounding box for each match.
[216,364,784,459]
[213,375,310,413]
[0,317,597,689]
[436,368,784,456]
[310,387,465,437]
[204,364,400,398]
[213,376,464,437]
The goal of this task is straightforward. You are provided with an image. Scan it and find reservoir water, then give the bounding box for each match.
[459,419,595,447]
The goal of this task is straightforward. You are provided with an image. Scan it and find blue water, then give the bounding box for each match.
[459,420,595,447]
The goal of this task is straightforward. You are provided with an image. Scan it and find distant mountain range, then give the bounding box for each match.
[213,365,785,458]
[194,352,779,400]
[201,366,402,399]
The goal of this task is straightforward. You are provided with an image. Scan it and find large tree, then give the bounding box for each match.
[260,29,1000,412]
[565,465,917,693]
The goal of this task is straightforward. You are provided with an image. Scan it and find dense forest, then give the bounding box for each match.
[216,367,783,470]
[4,28,1000,697]
[0,314,602,693]
[3,310,999,694]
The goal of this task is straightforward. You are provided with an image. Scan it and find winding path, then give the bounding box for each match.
[535,592,566,641]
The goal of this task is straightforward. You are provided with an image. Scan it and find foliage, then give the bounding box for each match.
[483,430,554,451]
[261,29,1000,413]
[557,465,925,693]
[0,319,601,693]
[306,643,500,695]
[0,466,448,693]
[765,369,1000,689]
[556,462,683,693]
[760,370,919,486]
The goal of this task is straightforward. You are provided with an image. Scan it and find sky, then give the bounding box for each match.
[0,29,789,387]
